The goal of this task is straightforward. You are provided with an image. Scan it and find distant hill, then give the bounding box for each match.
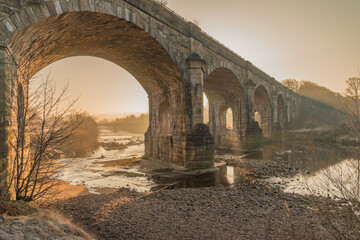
[297,81,345,110]
[282,79,346,128]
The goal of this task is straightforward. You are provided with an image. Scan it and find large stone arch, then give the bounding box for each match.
[0,1,198,172]
[254,85,271,139]
[0,0,305,185]
[203,67,246,148]
[2,4,184,94]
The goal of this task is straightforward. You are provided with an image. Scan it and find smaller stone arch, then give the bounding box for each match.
[220,106,234,130]
[226,108,234,129]
[203,92,210,125]
[203,67,245,147]
[254,85,271,138]
[254,111,261,127]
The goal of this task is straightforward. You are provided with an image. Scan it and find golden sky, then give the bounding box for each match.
[35,0,360,115]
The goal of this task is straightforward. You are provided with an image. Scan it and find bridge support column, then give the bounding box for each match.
[0,43,12,198]
[209,102,221,144]
[185,53,206,128]
[245,80,262,149]
[272,93,278,127]
[208,102,215,138]
[271,93,283,141]
[286,98,292,126]
[184,53,214,168]
[144,95,155,159]
[145,89,186,166]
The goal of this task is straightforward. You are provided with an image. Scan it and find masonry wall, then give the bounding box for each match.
[0,0,301,174]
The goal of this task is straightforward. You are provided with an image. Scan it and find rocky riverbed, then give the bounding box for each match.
[53,184,336,240]
[45,133,360,239]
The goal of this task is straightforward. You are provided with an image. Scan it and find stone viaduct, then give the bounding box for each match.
[0,0,299,173]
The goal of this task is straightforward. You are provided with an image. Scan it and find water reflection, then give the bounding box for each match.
[263,140,360,199]
[268,158,360,199]
[253,140,352,175]
[152,165,254,190]
[56,129,359,197]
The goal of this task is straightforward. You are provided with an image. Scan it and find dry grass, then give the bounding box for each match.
[32,179,87,207]
[0,209,94,240]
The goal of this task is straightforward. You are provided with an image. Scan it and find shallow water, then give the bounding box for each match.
[269,158,360,199]
[55,130,357,197]
[55,130,153,194]
[55,130,259,193]
[150,165,254,191]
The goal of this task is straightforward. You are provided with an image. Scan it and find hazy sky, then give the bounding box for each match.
[35,0,360,115]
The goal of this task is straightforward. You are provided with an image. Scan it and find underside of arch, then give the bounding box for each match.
[204,67,245,147]
[3,10,194,170]
[204,67,244,103]
[7,11,183,95]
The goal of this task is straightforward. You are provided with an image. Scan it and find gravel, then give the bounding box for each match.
[53,184,332,240]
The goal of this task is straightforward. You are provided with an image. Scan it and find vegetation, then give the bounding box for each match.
[282,79,300,93]
[60,112,98,158]
[4,75,83,201]
[282,78,360,132]
[301,76,360,239]
[282,79,345,110]
[99,113,149,134]
[2,62,98,201]
[0,208,93,239]
[343,77,360,133]
[0,200,38,216]
[282,79,348,128]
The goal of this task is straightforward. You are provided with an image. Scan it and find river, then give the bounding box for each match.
[54,130,359,199]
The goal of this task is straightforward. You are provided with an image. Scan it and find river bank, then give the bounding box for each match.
[52,184,338,240]
[34,130,360,239]
[48,141,357,239]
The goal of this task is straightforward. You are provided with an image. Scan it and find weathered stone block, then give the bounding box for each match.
[0,0,301,175]
[270,124,283,142]
[185,123,214,169]
[245,121,263,150]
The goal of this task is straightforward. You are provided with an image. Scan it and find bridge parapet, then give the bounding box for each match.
[123,0,295,95]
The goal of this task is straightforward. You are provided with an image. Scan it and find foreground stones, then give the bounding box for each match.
[54,185,333,240]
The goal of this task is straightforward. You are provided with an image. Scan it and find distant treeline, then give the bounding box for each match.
[61,112,99,158]
[282,79,348,128]
[98,113,149,134]
[282,79,348,110]
[30,111,99,158]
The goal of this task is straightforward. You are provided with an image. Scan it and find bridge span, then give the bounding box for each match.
[0,0,299,172]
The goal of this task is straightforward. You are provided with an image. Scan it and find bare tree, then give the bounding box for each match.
[3,67,82,201]
[344,77,360,131]
[282,79,300,93]
[308,152,360,240]
[304,74,360,238]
